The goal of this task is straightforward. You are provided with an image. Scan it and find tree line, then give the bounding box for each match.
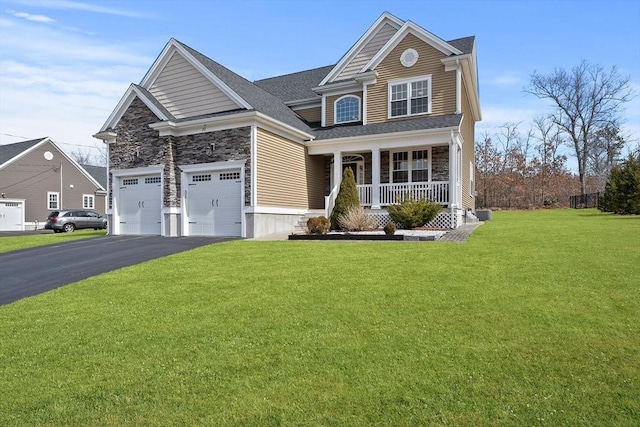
[476,61,636,209]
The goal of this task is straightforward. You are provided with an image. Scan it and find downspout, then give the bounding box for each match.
[455,59,462,115]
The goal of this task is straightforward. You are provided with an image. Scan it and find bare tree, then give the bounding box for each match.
[526,61,634,195]
[70,148,95,165]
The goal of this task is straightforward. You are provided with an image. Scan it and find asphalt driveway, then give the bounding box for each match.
[0,235,238,305]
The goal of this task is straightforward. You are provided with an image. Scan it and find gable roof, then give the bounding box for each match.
[175,41,314,134]
[0,137,106,191]
[319,12,404,86]
[363,20,463,73]
[0,137,47,166]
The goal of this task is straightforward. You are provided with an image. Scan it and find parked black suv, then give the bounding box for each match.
[45,209,108,233]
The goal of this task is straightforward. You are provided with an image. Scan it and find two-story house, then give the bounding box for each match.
[94,12,480,238]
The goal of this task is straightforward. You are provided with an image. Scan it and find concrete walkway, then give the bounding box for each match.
[438,221,483,242]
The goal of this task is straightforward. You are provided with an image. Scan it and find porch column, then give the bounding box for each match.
[449,139,458,209]
[333,151,342,192]
[371,148,381,209]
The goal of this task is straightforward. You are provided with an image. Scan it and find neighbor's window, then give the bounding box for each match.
[392,150,430,183]
[335,95,361,124]
[389,76,431,118]
[47,192,59,210]
[83,194,95,209]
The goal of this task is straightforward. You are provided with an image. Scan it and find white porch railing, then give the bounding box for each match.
[358,182,449,206]
[324,185,339,218]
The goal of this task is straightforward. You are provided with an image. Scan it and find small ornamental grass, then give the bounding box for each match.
[387,196,442,229]
[337,206,378,232]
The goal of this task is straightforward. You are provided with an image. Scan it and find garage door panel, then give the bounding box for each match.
[0,201,24,231]
[186,170,241,237]
[118,175,161,235]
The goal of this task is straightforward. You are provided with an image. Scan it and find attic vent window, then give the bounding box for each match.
[400,48,419,67]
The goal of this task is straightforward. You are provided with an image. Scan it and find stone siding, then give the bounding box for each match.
[432,145,449,181]
[108,97,251,207]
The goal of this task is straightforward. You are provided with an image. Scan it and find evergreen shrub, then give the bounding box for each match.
[598,152,640,215]
[383,222,396,235]
[306,216,330,234]
[330,167,360,229]
[387,196,442,229]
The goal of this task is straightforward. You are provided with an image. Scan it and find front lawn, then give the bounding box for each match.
[1,209,638,426]
[0,229,107,254]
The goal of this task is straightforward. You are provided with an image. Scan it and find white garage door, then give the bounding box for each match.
[186,170,242,236]
[0,200,24,231]
[118,175,162,235]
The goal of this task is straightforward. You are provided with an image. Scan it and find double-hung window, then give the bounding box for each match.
[47,192,59,210]
[335,95,361,124]
[83,194,95,209]
[391,149,430,183]
[389,75,431,118]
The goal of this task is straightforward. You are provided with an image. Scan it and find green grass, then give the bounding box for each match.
[1,209,638,426]
[0,229,107,253]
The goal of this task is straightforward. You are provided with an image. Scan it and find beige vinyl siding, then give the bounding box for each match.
[325,92,363,127]
[0,142,106,223]
[295,106,321,124]
[306,155,326,209]
[367,33,456,124]
[149,51,239,119]
[460,79,476,211]
[337,23,398,81]
[256,128,310,208]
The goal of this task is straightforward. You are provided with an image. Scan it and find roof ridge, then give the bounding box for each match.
[254,64,335,83]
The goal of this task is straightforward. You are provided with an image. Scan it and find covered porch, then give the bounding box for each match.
[314,135,463,218]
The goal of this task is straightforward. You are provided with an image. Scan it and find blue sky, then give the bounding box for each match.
[1,0,639,163]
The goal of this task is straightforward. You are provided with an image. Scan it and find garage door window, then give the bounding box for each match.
[192,174,211,182]
[220,172,240,180]
[122,178,138,186]
[145,177,161,184]
[47,192,59,209]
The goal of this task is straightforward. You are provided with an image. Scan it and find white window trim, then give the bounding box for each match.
[388,75,432,119]
[47,192,59,210]
[83,194,95,209]
[389,148,432,183]
[334,95,361,124]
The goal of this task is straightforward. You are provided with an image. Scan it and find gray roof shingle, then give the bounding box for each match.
[0,137,46,165]
[312,114,463,140]
[447,36,475,55]
[254,65,334,103]
[81,164,107,189]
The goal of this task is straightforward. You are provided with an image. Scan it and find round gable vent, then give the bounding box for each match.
[400,48,419,67]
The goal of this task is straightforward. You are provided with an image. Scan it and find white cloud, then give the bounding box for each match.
[9,10,55,23]
[8,0,156,18]
[0,14,155,150]
[487,72,522,87]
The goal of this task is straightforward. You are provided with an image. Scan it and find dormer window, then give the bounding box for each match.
[389,75,431,118]
[335,95,361,124]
